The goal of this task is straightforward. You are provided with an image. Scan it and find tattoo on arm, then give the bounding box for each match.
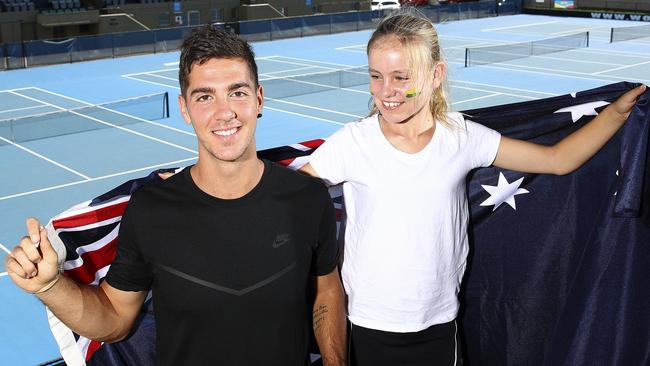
[313,304,329,332]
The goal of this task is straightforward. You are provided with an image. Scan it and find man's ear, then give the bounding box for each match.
[256,84,264,118]
[178,94,191,125]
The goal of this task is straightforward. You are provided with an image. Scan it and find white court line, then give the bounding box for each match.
[550,28,596,37]
[267,55,360,68]
[123,74,178,89]
[464,50,621,67]
[335,44,366,50]
[30,87,196,137]
[551,27,610,37]
[264,76,368,96]
[0,157,198,201]
[146,73,178,82]
[335,48,365,54]
[450,59,650,84]
[452,93,503,105]
[161,55,273,68]
[451,85,540,100]
[265,97,364,119]
[0,272,7,278]
[532,55,619,67]
[261,66,326,76]
[262,57,339,70]
[482,21,558,32]
[576,47,650,58]
[0,104,50,116]
[450,80,557,96]
[441,34,512,43]
[3,86,44,92]
[122,68,178,78]
[445,42,492,50]
[264,106,345,126]
[12,89,197,154]
[592,60,650,75]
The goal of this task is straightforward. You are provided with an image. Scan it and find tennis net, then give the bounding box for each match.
[260,66,369,99]
[610,24,650,43]
[0,92,169,145]
[465,32,589,67]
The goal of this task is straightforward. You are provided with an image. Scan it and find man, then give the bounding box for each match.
[5,26,346,366]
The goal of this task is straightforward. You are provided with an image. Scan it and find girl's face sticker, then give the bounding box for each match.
[405,88,421,98]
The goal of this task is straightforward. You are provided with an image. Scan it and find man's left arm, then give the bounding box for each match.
[312,269,346,366]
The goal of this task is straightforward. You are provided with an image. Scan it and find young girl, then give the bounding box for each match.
[300,13,646,366]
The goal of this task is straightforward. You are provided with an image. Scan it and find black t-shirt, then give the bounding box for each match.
[105,160,339,366]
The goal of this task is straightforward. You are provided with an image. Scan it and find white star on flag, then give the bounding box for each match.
[480,172,530,211]
[554,100,610,123]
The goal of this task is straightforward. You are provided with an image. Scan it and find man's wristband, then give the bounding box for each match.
[31,275,61,295]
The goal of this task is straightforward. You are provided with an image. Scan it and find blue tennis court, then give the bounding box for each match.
[1,13,649,365]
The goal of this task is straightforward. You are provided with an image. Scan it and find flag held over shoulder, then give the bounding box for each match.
[45,82,649,366]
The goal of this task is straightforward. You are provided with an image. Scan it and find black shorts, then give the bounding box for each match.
[349,320,461,366]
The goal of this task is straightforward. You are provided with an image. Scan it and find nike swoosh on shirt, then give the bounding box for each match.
[272,238,291,248]
[272,233,291,248]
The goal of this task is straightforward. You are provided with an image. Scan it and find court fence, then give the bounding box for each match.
[0,0,521,71]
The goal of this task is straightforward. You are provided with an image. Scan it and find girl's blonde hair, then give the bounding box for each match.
[367,12,451,128]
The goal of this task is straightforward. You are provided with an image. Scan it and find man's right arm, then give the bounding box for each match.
[4,218,146,343]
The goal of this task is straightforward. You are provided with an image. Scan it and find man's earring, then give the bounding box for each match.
[257,113,262,118]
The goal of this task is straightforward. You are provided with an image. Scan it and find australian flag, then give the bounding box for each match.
[46,82,649,365]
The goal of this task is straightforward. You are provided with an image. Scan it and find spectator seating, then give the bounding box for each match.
[0,0,36,12]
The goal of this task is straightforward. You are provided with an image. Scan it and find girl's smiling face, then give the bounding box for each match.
[368,36,432,126]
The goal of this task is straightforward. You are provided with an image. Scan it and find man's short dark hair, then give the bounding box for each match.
[178,26,259,96]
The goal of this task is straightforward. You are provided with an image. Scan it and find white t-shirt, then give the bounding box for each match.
[309,112,501,332]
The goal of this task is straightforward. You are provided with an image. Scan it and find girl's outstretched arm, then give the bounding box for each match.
[493,84,646,175]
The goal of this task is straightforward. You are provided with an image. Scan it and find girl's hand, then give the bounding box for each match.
[611,84,646,122]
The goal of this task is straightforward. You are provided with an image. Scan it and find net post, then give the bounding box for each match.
[152,29,157,54]
[356,12,360,32]
[610,27,614,43]
[2,43,7,70]
[69,38,74,64]
[464,48,469,67]
[10,114,15,143]
[329,14,332,35]
[21,41,27,68]
[586,31,589,47]
[163,92,169,118]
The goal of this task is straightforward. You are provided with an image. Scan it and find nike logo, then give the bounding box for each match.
[272,233,291,248]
